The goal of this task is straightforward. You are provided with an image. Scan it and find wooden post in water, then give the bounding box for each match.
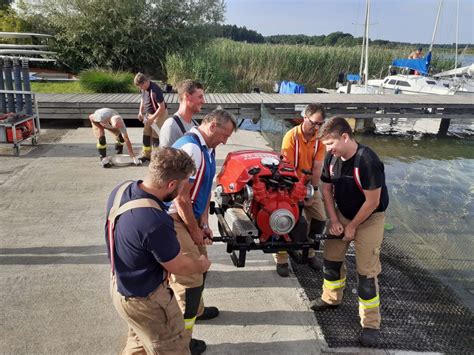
[438,118,450,137]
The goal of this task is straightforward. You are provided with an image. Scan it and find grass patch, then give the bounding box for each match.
[79,69,136,93]
[30,81,92,94]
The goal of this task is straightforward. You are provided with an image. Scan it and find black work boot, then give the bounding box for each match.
[359,328,380,347]
[137,154,150,163]
[276,263,289,277]
[308,255,322,271]
[196,306,219,321]
[309,298,339,311]
[190,338,206,355]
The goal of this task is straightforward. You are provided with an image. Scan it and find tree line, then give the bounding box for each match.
[0,0,469,78]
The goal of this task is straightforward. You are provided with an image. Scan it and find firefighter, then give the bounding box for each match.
[313,116,389,347]
[274,103,327,277]
[89,108,140,167]
[169,109,237,354]
[106,148,211,354]
[159,79,205,147]
[134,72,169,162]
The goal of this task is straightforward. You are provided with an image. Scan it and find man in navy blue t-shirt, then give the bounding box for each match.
[134,72,169,162]
[106,147,211,355]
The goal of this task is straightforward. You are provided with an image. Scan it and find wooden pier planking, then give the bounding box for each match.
[34,93,474,124]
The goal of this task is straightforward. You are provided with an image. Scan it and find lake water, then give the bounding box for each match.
[440,53,474,66]
[243,116,474,310]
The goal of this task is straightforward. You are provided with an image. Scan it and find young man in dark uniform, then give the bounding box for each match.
[106,148,211,355]
[134,72,169,162]
[312,116,389,347]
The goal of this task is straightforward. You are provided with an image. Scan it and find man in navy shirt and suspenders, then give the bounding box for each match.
[170,110,236,353]
[312,116,389,347]
[134,73,169,162]
[159,80,205,148]
[106,148,211,355]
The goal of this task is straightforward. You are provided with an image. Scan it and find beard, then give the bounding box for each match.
[163,185,180,202]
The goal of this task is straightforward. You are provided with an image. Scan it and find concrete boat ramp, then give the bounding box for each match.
[0,127,440,355]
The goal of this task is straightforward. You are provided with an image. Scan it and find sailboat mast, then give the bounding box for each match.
[358,32,366,84]
[358,0,369,84]
[455,0,459,68]
[364,0,370,88]
[429,0,443,53]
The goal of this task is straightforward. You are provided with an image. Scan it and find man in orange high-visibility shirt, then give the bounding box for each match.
[274,103,327,277]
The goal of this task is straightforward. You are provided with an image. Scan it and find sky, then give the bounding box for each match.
[224,0,474,45]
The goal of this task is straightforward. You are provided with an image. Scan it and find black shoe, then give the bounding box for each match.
[359,328,380,347]
[138,155,150,163]
[276,263,290,277]
[189,338,206,355]
[309,298,339,311]
[196,306,219,321]
[308,256,322,271]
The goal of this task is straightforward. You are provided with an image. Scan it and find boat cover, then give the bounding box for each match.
[392,52,432,74]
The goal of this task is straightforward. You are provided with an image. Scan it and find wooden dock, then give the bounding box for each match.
[36,93,474,123]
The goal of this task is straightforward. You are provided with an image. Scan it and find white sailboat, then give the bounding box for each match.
[433,0,474,95]
[435,64,474,95]
[367,74,456,95]
[367,0,459,96]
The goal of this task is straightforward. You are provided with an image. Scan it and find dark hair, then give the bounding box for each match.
[303,103,325,120]
[202,109,237,132]
[417,47,423,52]
[148,147,196,186]
[317,116,354,140]
[177,79,204,102]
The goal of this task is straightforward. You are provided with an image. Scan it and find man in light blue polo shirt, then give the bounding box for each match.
[169,109,236,353]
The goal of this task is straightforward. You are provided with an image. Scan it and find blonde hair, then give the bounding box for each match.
[133,72,148,86]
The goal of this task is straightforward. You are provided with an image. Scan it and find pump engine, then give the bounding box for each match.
[212,150,322,267]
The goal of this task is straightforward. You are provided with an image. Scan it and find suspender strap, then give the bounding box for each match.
[185,132,215,203]
[293,125,320,171]
[293,128,299,170]
[107,182,163,274]
[353,146,366,193]
[173,115,199,135]
[328,145,366,194]
[173,114,187,135]
[329,154,337,181]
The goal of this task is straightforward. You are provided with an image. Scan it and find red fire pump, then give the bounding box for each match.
[211,150,333,267]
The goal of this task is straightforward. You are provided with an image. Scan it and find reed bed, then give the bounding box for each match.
[166,39,454,92]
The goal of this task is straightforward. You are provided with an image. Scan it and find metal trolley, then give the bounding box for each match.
[0,90,40,156]
[1,55,41,156]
